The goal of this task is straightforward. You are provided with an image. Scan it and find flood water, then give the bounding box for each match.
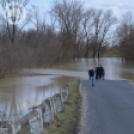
[0,58,134,121]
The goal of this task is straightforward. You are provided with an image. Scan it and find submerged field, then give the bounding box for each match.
[18,79,80,134]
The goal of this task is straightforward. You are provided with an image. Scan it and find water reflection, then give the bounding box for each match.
[0,75,74,121]
[52,58,134,81]
[0,58,134,121]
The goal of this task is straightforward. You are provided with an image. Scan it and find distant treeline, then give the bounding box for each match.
[0,0,133,78]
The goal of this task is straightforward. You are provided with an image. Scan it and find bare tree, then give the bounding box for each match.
[28,5,42,32]
[92,9,117,58]
[115,12,134,61]
[50,0,83,60]
[0,0,29,75]
[81,9,94,58]
[119,29,134,61]
[117,12,133,37]
[1,0,29,43]
[116,12,134,43]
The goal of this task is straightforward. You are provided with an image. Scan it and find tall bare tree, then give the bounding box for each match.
[1,0,29,43]
[116,12,134,43]
[28,5,42,32]
[119,29,134,61]
[92,9,117,58]
[50,0,83,60]
[116,12,134,60]
[82,9,94,58]
[0,0,29,75]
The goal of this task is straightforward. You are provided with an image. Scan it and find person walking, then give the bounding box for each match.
[88,67,95,86]
[99,65,105,80]
[101,66,105,80]
[95,66,99,80]
[98,65,101,79]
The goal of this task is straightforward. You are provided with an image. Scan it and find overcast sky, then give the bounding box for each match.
[0,0,134,20]
[0,0,134,28]
[29,0,134,18]
[28,0,133,43]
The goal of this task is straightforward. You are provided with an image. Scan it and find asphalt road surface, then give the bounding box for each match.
[79,80,134,134]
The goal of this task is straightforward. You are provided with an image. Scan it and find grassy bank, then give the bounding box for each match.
[18,79,80,134]
[17,126,30,134]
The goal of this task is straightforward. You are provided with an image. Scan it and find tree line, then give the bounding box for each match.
[115,12,134,61]
[0,0,133,78]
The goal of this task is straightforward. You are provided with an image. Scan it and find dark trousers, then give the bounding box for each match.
[90,76,95,86]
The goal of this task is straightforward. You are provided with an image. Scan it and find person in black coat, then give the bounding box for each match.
[98,66,101,79]
[88,67,95,86]
[101,66,105,80]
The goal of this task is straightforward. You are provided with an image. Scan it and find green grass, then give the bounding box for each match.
[44,79,80,134]
[17,126,30,134]
[17,79,80,134]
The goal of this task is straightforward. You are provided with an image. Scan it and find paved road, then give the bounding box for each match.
[79,80,134,134]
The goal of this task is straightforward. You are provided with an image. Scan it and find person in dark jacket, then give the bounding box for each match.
[98,65,102,79]
[88,67,95,86]
[95,67,98,80]
[101,66,105,80]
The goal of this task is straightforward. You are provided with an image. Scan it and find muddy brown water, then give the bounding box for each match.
[0,58,134,121]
